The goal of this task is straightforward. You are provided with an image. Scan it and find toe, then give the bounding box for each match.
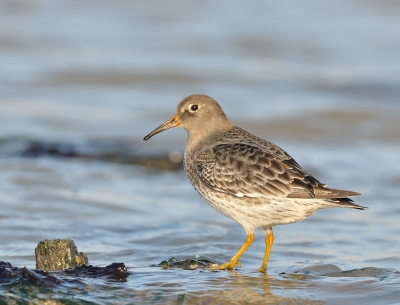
[208,260,240,271]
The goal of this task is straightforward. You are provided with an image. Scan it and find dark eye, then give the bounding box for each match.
[190,104,198,111]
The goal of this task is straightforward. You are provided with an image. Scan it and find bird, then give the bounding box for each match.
[143,94,366,272]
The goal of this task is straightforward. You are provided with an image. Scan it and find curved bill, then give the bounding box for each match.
[143,114,180,140]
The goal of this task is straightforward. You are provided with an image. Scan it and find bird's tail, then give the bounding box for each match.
[327,197,367,210]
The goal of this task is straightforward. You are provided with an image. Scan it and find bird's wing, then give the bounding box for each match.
[195,143,358,199]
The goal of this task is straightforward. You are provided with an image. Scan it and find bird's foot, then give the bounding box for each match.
[258,266,267,273]
[208,260,241,270]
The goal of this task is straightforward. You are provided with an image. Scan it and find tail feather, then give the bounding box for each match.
[318,186,367,210]
[327,197,367,210]
[314,186,361,199]
[289,185,361,200]
[289,184,367,209]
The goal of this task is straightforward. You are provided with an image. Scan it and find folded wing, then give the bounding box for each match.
[195,143,360,200]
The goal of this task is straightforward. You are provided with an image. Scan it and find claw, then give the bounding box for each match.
[209,262,232,270]
[258,266,267,273]
[208,259,241,270]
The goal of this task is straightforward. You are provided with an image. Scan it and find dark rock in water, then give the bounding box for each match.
[0,137,184,171]
[152,257,218,270]
[64,262,128,282]
[35,239,88,271]
[21,140,77,158]
[0,261,128,287]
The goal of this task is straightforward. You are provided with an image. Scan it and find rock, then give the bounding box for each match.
[153,257,218,270]
[35,239,88,271]
[0,261,128,287]
[5,138,184,171]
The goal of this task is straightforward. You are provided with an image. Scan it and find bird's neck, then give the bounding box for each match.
[186,121,233,149]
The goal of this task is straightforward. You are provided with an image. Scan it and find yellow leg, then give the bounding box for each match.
[209,233,255,270]
[258,229,274,273]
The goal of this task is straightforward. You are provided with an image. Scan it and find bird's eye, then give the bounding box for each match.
[190,105,199,112]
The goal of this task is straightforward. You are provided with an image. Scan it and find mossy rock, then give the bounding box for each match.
[35,239,88,271]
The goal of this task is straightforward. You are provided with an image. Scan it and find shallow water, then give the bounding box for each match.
[1,0,400,304]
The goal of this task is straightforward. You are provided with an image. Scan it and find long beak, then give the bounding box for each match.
[143,114,180,140]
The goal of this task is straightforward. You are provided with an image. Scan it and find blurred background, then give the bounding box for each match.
[0,0,399,304]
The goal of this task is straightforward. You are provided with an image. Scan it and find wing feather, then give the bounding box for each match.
[195,141,359,200]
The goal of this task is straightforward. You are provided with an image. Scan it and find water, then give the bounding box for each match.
[1,0,400,304]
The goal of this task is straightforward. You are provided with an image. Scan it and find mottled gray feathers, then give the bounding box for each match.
[195,126,363,209]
